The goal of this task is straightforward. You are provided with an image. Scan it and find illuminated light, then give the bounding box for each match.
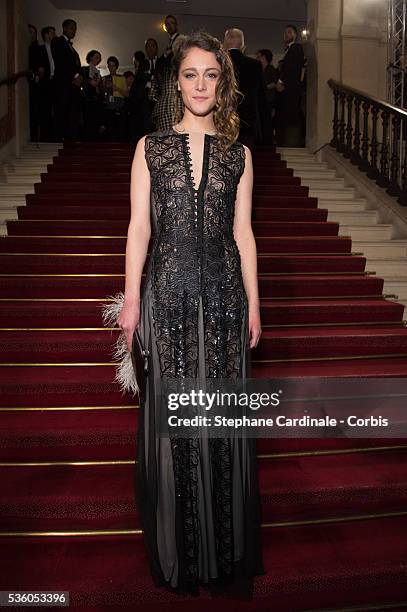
[162,22,168,33]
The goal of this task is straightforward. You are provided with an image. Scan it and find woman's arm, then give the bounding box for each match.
[117,135,151,349]
[233,144,262,349]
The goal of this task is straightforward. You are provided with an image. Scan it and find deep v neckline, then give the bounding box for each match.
[173,129,211,195]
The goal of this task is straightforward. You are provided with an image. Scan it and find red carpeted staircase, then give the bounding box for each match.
[1,140,407,611]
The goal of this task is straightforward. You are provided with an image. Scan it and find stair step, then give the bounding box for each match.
[0,235,353,254]
[1,518,407,609]
[17,205,328,222]
[293,170,337,180]
[32,181,308,196]
[0,186,35,196]
[288,162,329,171]
[367,258,407,276]
[309,188,356,199]
[280,153,316,163]
[301,178,345,189]
[0,210,18,223]
[0,195,26,205]
[328,211,378,224]
[9,159,57,168]
[383,278,407,300]
[253,325,407,360]
[5,219,340,237]
[2,326,407,362]
[0,274,384,299]
[1,404,407,461]
[0,297,402,328]
[319,198,368,212]
[353,240,407,258]
[6,165,46,177]
[339,224,393,240]
[2,450,407,530]
[24,192,320,208]
[1,357,407,413]
[0,253,367,274]
[277,147,313,154]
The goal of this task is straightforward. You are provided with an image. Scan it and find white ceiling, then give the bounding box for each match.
[50,0,307,21]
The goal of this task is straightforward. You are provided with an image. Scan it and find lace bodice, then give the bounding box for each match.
[143,128,247,380]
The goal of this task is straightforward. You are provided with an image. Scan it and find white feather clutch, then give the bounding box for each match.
[100,291,140,397]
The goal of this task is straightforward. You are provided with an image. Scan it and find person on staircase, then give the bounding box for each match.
[223,28,269,150]
[51,18,83,141]
[274,24,305,147]
[36,26,57,142]
[143,37,159,133]
[256,48,279,144]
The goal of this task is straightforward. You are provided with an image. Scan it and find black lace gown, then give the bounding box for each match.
[136,127,265,597]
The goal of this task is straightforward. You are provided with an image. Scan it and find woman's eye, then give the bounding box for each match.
[185,73,195,79]
[207,73,218,79]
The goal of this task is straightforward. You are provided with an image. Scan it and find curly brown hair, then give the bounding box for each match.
[171,30,241,150]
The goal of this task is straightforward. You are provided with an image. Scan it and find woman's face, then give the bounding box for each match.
[177,47,221,118]
[91,53,101,66]
[108,61,117,75]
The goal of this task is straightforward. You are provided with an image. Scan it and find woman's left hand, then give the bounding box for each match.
[248,306,262,349]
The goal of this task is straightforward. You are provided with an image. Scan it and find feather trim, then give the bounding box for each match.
[100,291,140,398]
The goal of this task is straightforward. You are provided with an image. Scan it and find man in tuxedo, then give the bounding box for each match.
[144,38,158,87]
[149,15,182,131]
[51,19,83,140]
[256,48,279,143]
[223,28,269,150]
[143,37,158,132]
[275,24,305,147]
[127,51,149,143]
[37,26,56,141]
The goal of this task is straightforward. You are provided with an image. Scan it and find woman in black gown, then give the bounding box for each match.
[103,30,264,598]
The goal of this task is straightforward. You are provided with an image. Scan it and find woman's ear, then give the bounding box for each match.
[177,81,181,91]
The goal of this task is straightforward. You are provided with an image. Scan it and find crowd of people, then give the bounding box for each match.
[28,15,307,147]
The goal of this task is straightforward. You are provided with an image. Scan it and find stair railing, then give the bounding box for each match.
[328,79,407,206]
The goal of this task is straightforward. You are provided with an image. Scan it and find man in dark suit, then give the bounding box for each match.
[37,26,56,141]
[51,19,83,140]
[223,28,269,150]
[275,24,305,147]
[127,51,149,143]
[143,37,158,132]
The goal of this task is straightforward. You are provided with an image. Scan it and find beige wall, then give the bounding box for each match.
[0,0,30,160]
[15,0,29,156]
[305,0,389,151]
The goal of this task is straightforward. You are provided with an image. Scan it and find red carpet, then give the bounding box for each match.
[1,140,407,610]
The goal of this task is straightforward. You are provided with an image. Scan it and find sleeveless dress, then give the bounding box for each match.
[105,127,265,597]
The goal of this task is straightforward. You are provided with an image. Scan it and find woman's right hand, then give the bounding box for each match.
[117,299,140,351]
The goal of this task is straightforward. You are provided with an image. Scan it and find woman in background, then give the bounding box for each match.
[81,50,104,140]
[103,55,129,141]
